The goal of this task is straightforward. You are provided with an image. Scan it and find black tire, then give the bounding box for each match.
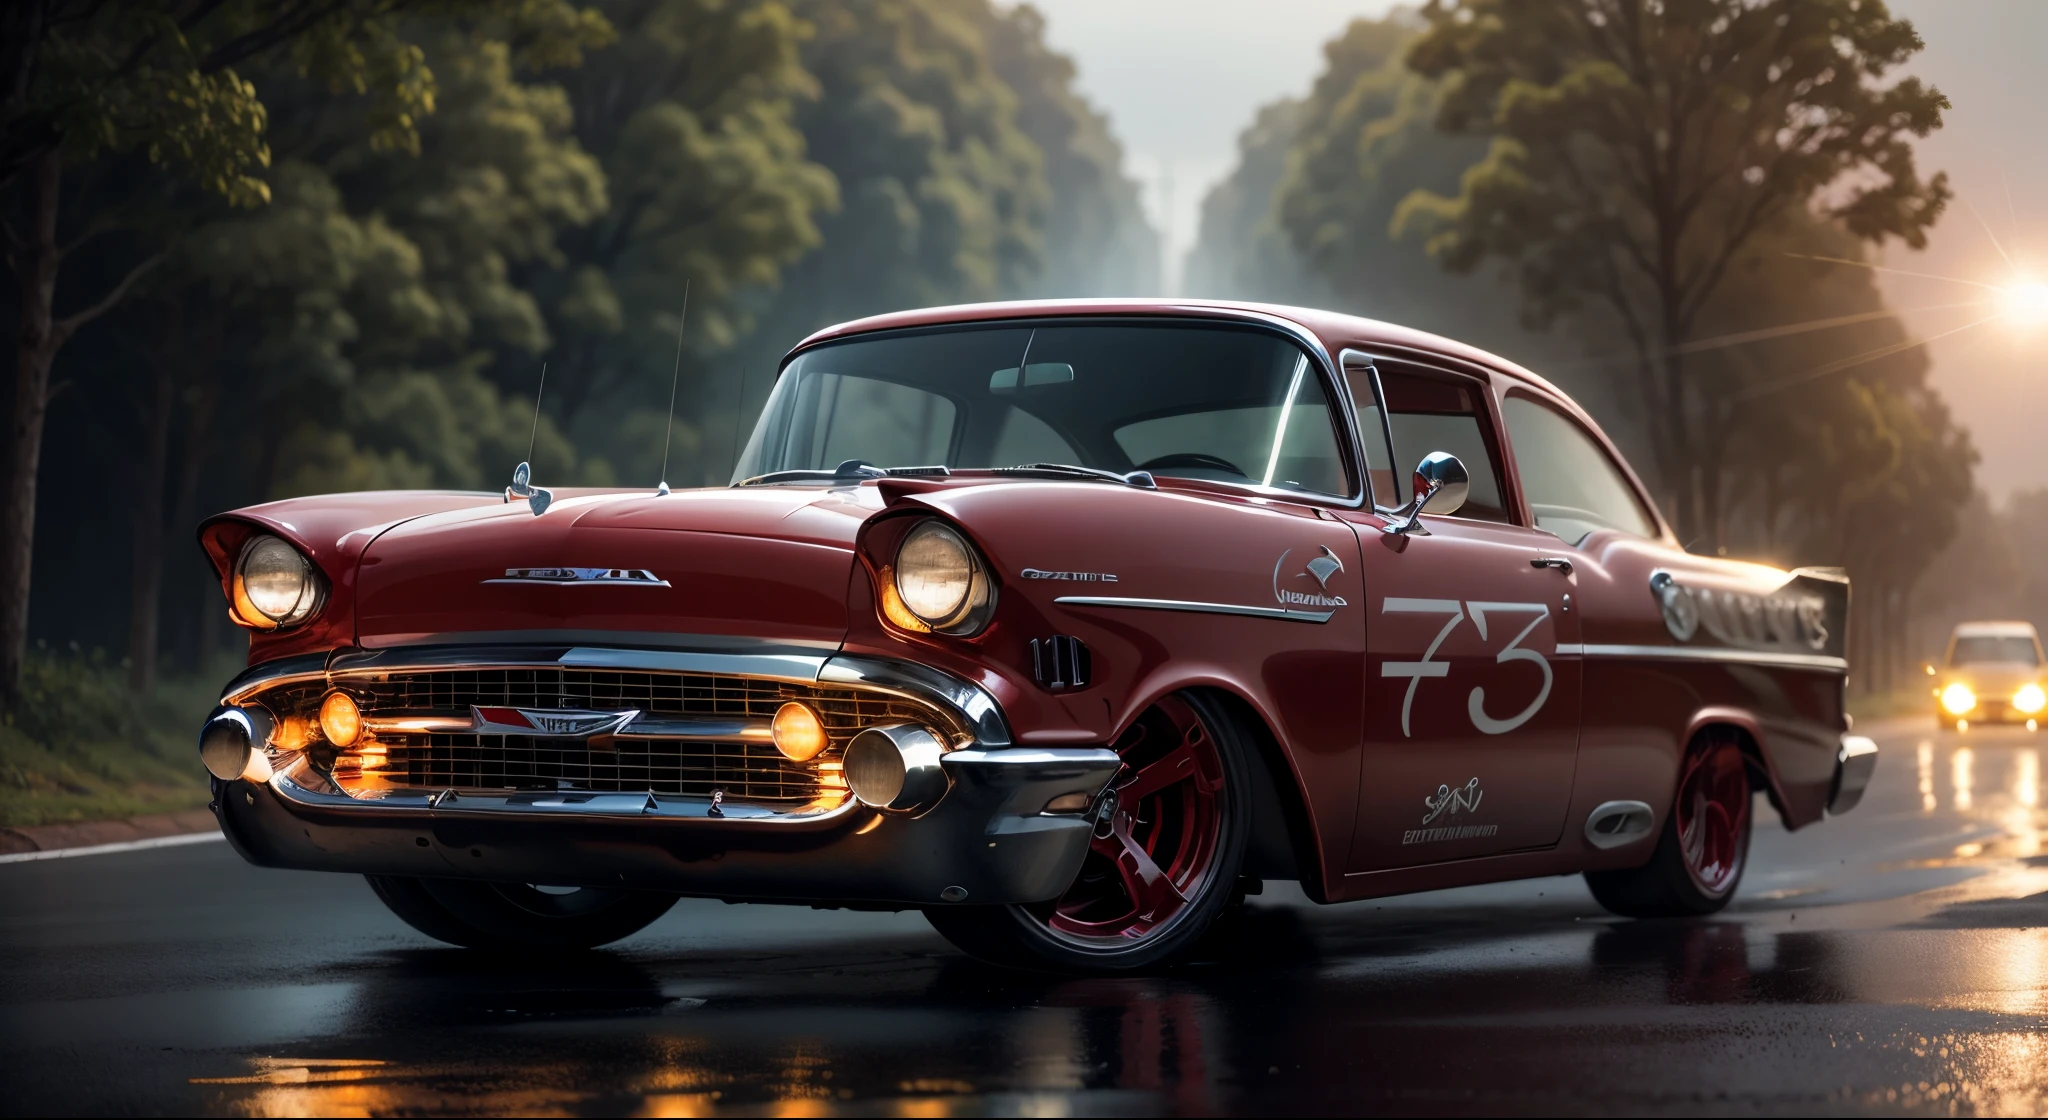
[1585,730,1753,918]
[924,690,1254,972]
[365,876,679,950]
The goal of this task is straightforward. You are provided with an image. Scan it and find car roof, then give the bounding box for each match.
[1951,621,2042,638]
[793,297,1577,405]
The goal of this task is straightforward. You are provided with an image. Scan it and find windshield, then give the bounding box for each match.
[1949,635,2043,666]
[733,321,1354,497]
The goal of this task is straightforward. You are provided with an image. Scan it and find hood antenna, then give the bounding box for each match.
[506,360,554,516]
[656,279,690,496]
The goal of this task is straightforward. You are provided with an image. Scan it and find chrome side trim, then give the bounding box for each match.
[1053,595,1336,625]
[1555,642,1847,672]
[820,655,1012,746]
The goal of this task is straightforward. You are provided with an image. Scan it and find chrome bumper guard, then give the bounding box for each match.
[206,646,1121,906]
[1828,733,1878,815]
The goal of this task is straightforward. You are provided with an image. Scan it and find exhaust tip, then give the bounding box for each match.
[1583,799,1655,850]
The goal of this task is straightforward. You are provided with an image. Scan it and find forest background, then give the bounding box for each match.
[1,0,2040,823]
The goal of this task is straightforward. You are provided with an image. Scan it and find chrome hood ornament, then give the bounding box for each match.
[505,461,553,516]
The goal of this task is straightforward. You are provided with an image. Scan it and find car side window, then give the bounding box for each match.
[1373,366,1510,522]
[1501,394,1659,545]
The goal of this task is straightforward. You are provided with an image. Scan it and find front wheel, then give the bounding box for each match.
[925,691,1252,972]
[1584,728,1753,918]
[366,876,679,950]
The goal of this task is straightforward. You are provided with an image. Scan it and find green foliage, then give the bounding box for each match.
[976,3,1156,297]
[776,0,1048,317]
[1384,0,1952,545]
[0,648,227,827]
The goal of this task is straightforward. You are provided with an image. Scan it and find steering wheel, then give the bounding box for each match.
[1136,452,1249,477]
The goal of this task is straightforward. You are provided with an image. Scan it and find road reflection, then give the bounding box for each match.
[179,724,2048,1116]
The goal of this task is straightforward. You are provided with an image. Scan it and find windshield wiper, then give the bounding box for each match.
[737,460,951,487]
[984,463,1157,489]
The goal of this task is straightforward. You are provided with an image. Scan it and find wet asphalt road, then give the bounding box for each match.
[6,717,2048,1116]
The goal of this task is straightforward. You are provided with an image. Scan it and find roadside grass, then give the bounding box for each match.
[0,649,237,828]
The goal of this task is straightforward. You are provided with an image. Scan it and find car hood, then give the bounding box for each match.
[354,487,884,649]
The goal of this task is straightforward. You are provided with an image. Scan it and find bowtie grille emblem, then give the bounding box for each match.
[471,706,639,737]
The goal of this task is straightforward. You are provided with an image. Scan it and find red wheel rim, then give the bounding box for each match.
[1030,696,1226,944]
[1675,735,1749,896]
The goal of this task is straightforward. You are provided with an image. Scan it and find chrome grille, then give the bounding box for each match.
[253,667,931,804]
[342,734,824,802]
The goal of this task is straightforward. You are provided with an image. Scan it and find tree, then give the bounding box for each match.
[1393,0,1951,543]
[0,0,610,705]
[975,2,1155,296]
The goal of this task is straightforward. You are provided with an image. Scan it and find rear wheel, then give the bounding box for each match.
[1585,728,1753,918]
[366,876,678,950]
[925,692,1251,972]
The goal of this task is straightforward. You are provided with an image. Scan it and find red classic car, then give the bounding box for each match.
[196,299,1877,971]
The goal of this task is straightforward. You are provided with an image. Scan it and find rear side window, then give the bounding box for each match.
[1373,368,1508,523]
[1501,395,1658,545]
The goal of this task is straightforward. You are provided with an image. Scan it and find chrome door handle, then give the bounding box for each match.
[1531,557,1574,574]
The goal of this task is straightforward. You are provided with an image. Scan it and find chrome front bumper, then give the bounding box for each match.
[1827,734,1879,814]
[206,644,1121,906]
[213,746,1121,906]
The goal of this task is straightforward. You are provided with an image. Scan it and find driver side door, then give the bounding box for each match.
[1332,356,1584,873]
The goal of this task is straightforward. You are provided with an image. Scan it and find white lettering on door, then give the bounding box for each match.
[1381,598,1556,736]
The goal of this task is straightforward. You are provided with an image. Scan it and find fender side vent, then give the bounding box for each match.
[1030,636,1090,691]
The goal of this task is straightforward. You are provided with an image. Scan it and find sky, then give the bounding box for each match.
[1026,0,2048,502]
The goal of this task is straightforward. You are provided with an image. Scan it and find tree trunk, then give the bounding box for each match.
[166,305,226,670]
[127,300,181,692]
[1,148,61,707]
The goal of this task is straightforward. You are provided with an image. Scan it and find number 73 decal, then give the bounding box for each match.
[1381,598,1555,737]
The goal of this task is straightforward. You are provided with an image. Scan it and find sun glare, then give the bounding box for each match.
[1997,279,2048,328]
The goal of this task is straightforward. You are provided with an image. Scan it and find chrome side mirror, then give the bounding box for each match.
[1382,451,1468,535]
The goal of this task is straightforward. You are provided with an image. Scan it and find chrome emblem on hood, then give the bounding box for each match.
[482,567,671,587]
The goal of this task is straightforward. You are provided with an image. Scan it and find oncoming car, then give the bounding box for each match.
[195,299,1877,972]
[1929,620,2046,732]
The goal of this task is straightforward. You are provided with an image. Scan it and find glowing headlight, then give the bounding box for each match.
[232,535,322,629]
[1941,683,1977,715]
[892,521,993,634]
[2015,683,2047,715]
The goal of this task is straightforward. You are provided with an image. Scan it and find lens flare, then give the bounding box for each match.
[1998,279,2048,328]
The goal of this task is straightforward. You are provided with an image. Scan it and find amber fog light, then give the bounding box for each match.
[1043,791,1093,813]
[772,702,827,762]
[319,691,363,746]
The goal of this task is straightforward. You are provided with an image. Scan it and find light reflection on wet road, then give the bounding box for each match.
[7,719,2048,1115]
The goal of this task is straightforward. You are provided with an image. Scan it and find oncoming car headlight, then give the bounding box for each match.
[231,535,324,630]
[1940,682,1977,715]
[2016,683,2047,715]
[889,520,994,635]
